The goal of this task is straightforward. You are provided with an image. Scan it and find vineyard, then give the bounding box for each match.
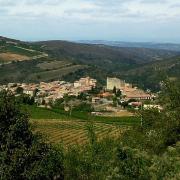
[33,120,127,146]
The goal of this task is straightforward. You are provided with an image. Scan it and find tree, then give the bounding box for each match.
[34,88,39,96]
[159,80,180,147]
[121,79,180,154]
[16,86,24,94]
[42,99,46,105]
[16,94,35,105]
[77,92,87,100]
[53,98,64,109]
[121,101,128,109]
[116,89,122,97]
[0,90,64,179]
[112,96,118,107]
[74,102,93,112]
[108,145,151,180]
[112,86,116,94]
[160,79,180,111]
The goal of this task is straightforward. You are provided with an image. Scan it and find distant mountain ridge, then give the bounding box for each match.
[77,40,180,52]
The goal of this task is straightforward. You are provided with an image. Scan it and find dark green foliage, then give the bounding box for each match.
[121,79,180,154]
[121,101,128,108]
[112,86,116,94]
[159,80,180,147]
[63,124,180,179]
[16,94,35,105]
[0,91,64,179]
[54,98,64,109]
[116,89,122,97]
[73,102,93,112]
[120,57,180,91]
[112,96,118,107]
[160,79,180,111]
[88,86,102,95]
[64,129,118,180]
[16,86,24,94]
[110,146,151,179]
[77,92,87,101]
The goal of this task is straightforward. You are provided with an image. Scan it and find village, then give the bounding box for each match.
[0,77,161,116]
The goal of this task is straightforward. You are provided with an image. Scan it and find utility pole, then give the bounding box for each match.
[141,102,143,126]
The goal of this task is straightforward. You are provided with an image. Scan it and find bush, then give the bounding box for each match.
[0,90,64,179]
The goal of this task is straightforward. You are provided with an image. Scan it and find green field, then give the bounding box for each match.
[26,105,140,125]
[1,45,42,57]
[25,105,138,146]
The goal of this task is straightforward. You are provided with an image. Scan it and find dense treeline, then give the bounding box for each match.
[0,79,180,179]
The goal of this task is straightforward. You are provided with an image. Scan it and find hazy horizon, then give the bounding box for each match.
[2,36,180,45]
[1,0,180,43]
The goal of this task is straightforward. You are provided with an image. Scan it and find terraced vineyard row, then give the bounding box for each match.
[33,120,126,146]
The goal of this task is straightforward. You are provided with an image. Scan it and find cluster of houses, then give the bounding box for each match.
[0,76,161,111]
[0,77,97,104]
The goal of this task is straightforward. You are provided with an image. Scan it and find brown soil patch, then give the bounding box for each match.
[0,52,30,62]
[100,110,134,117]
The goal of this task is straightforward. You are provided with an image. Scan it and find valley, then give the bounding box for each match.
[0,36,180,92]
[1,0,180,178]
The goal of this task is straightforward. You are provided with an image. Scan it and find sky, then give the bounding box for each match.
[0,0,180,43]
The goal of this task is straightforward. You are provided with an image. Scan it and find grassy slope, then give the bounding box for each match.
[26,105,140,126]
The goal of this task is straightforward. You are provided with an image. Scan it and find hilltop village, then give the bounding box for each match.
[0,77,160,114]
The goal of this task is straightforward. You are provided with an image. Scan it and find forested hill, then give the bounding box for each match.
[118,56,180,91]
[35,40,180,91]
[35,40,180,71]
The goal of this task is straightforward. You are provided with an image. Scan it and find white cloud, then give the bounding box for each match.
[0,0,180,23]
[0,0,180,42]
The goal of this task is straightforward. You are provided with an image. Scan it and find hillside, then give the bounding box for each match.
[118,56,180,91]
[36,40,180,71]
[0,37,87,83]
[35,40,180,89]
[0,36,48,64]
[0,36,180,91]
